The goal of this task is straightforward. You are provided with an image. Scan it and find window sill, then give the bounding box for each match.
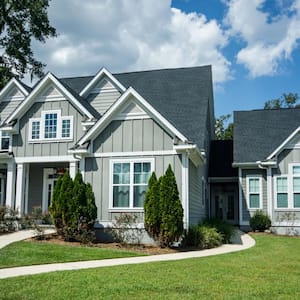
[108,208,144,213]
[28,139,73,144]
[274,208,300,211]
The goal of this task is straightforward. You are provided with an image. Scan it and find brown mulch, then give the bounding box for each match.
[25,234,187,255]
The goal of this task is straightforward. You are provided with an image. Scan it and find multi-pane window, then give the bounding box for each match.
[293,166,300,208]
[44,113,57,139]
[0,131,10,150]
[111,160,152,208]
[276,177,288,208]
[31,121,40,140]
[247,177,261,209]
[29,110,73,141]
[62,118,71,138]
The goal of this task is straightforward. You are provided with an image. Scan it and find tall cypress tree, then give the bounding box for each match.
[159,165,183,247]
[144,172,161,239]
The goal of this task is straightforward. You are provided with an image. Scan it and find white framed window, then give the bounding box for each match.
[0,131,10,150]
[274,176,288,208]
[28,110,73,142]
[292,166,300,208]
[246,176,262,209]
[110,158,154,210]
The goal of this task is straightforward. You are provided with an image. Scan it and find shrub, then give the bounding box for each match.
[144,172,161,240]
[250,210,271,232]
[202,218,234,243]
[49,172,97,243]
[185,225,222,249]
[112,214,143,245]
[159,165,184,247]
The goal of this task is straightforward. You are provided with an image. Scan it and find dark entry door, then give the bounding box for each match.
[215,192,235,222]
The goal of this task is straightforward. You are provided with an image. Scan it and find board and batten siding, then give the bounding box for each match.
[241,169,267,221]
[84,155,182,222]
[12,100,84,157]
[86,79,121,115]
[93,119,174,153]
[189,160,206,225]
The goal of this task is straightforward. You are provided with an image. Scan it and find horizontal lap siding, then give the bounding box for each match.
[12,100,84,157]
[87,91,121,115]
[273,149,300,221]
[241,169,267,221]
[0,101,22,123]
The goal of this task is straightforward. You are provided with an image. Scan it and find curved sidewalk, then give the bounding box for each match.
[0,229,255,279]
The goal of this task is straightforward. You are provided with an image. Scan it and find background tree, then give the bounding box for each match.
[264,93,299,109]
[0,0,56,88]
[215,114,233,140]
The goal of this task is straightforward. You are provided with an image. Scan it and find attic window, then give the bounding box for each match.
[29,110,73,142]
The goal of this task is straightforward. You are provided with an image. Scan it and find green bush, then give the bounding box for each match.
[185,225,222,249]
[49,172,97,243]
[250,210,271,232]
[202,218,234,243]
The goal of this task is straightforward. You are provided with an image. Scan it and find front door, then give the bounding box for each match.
[42,169,60,212]
[215,193,235,223]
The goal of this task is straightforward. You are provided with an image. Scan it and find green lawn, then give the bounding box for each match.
[0,241,145,269]
[1,234,300,299]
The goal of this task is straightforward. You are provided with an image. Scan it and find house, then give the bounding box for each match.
[0,66,214,237]
[233,109,300,234]
[1,65,299,236]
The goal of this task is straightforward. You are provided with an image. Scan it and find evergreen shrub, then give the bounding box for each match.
[249,210,271,232]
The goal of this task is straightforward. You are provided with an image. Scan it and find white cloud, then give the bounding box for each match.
[225,0,300,77]
[33,0,230,83]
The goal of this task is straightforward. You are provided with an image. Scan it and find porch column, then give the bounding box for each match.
[6,160,16,209]
[15,163,26,215]
[181,152,189,230]
[79,159,85,181]
[267,167,273,222]
[69,161,78,180]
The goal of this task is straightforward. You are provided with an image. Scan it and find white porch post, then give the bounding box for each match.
[79,158,85,181]
[267,167,273,222]
[69,161,78,180]
[238,168,243,226]
[6,160,16,209]
[15,163,25,215]
[182,152,189,230]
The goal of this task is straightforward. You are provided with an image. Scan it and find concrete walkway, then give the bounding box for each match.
[0,229,255,279]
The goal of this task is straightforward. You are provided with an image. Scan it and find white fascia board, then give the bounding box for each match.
[78,87,188,146]
[174,144,204,166]
[0,78,29,99]
[232,162,259,168]
[267,126,300,160]
[79,67,126,97]
[6,73,94,124]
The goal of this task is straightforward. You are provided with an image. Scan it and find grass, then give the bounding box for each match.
[0,240,145,269]
[1,234,300,299]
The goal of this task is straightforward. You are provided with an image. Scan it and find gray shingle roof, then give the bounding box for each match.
[234,108,300,163]
[61,66,214,150]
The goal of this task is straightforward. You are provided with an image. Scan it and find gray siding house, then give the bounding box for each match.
[233,109,300,233]
[0,66,214,233]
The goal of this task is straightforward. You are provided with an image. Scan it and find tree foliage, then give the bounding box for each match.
[49,172,97,242]
[0,0,56,88]
[264,93,299,109]
[215,114,233,140]
[144,165,184,247]
[144,172,161,240]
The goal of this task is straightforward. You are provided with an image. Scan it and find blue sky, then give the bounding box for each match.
[31,0,300,119]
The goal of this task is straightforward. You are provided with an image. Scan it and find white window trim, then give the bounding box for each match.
[289,163,300,209]
[274,175,289,209]
[28,110,73,142]
[109,158,154,211]
[246,175,263,210]
[0,130,11,151]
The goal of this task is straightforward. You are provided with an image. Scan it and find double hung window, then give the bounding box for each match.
[247,176,262,209]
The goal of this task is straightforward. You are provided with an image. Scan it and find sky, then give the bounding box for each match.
[31,0,300,119]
